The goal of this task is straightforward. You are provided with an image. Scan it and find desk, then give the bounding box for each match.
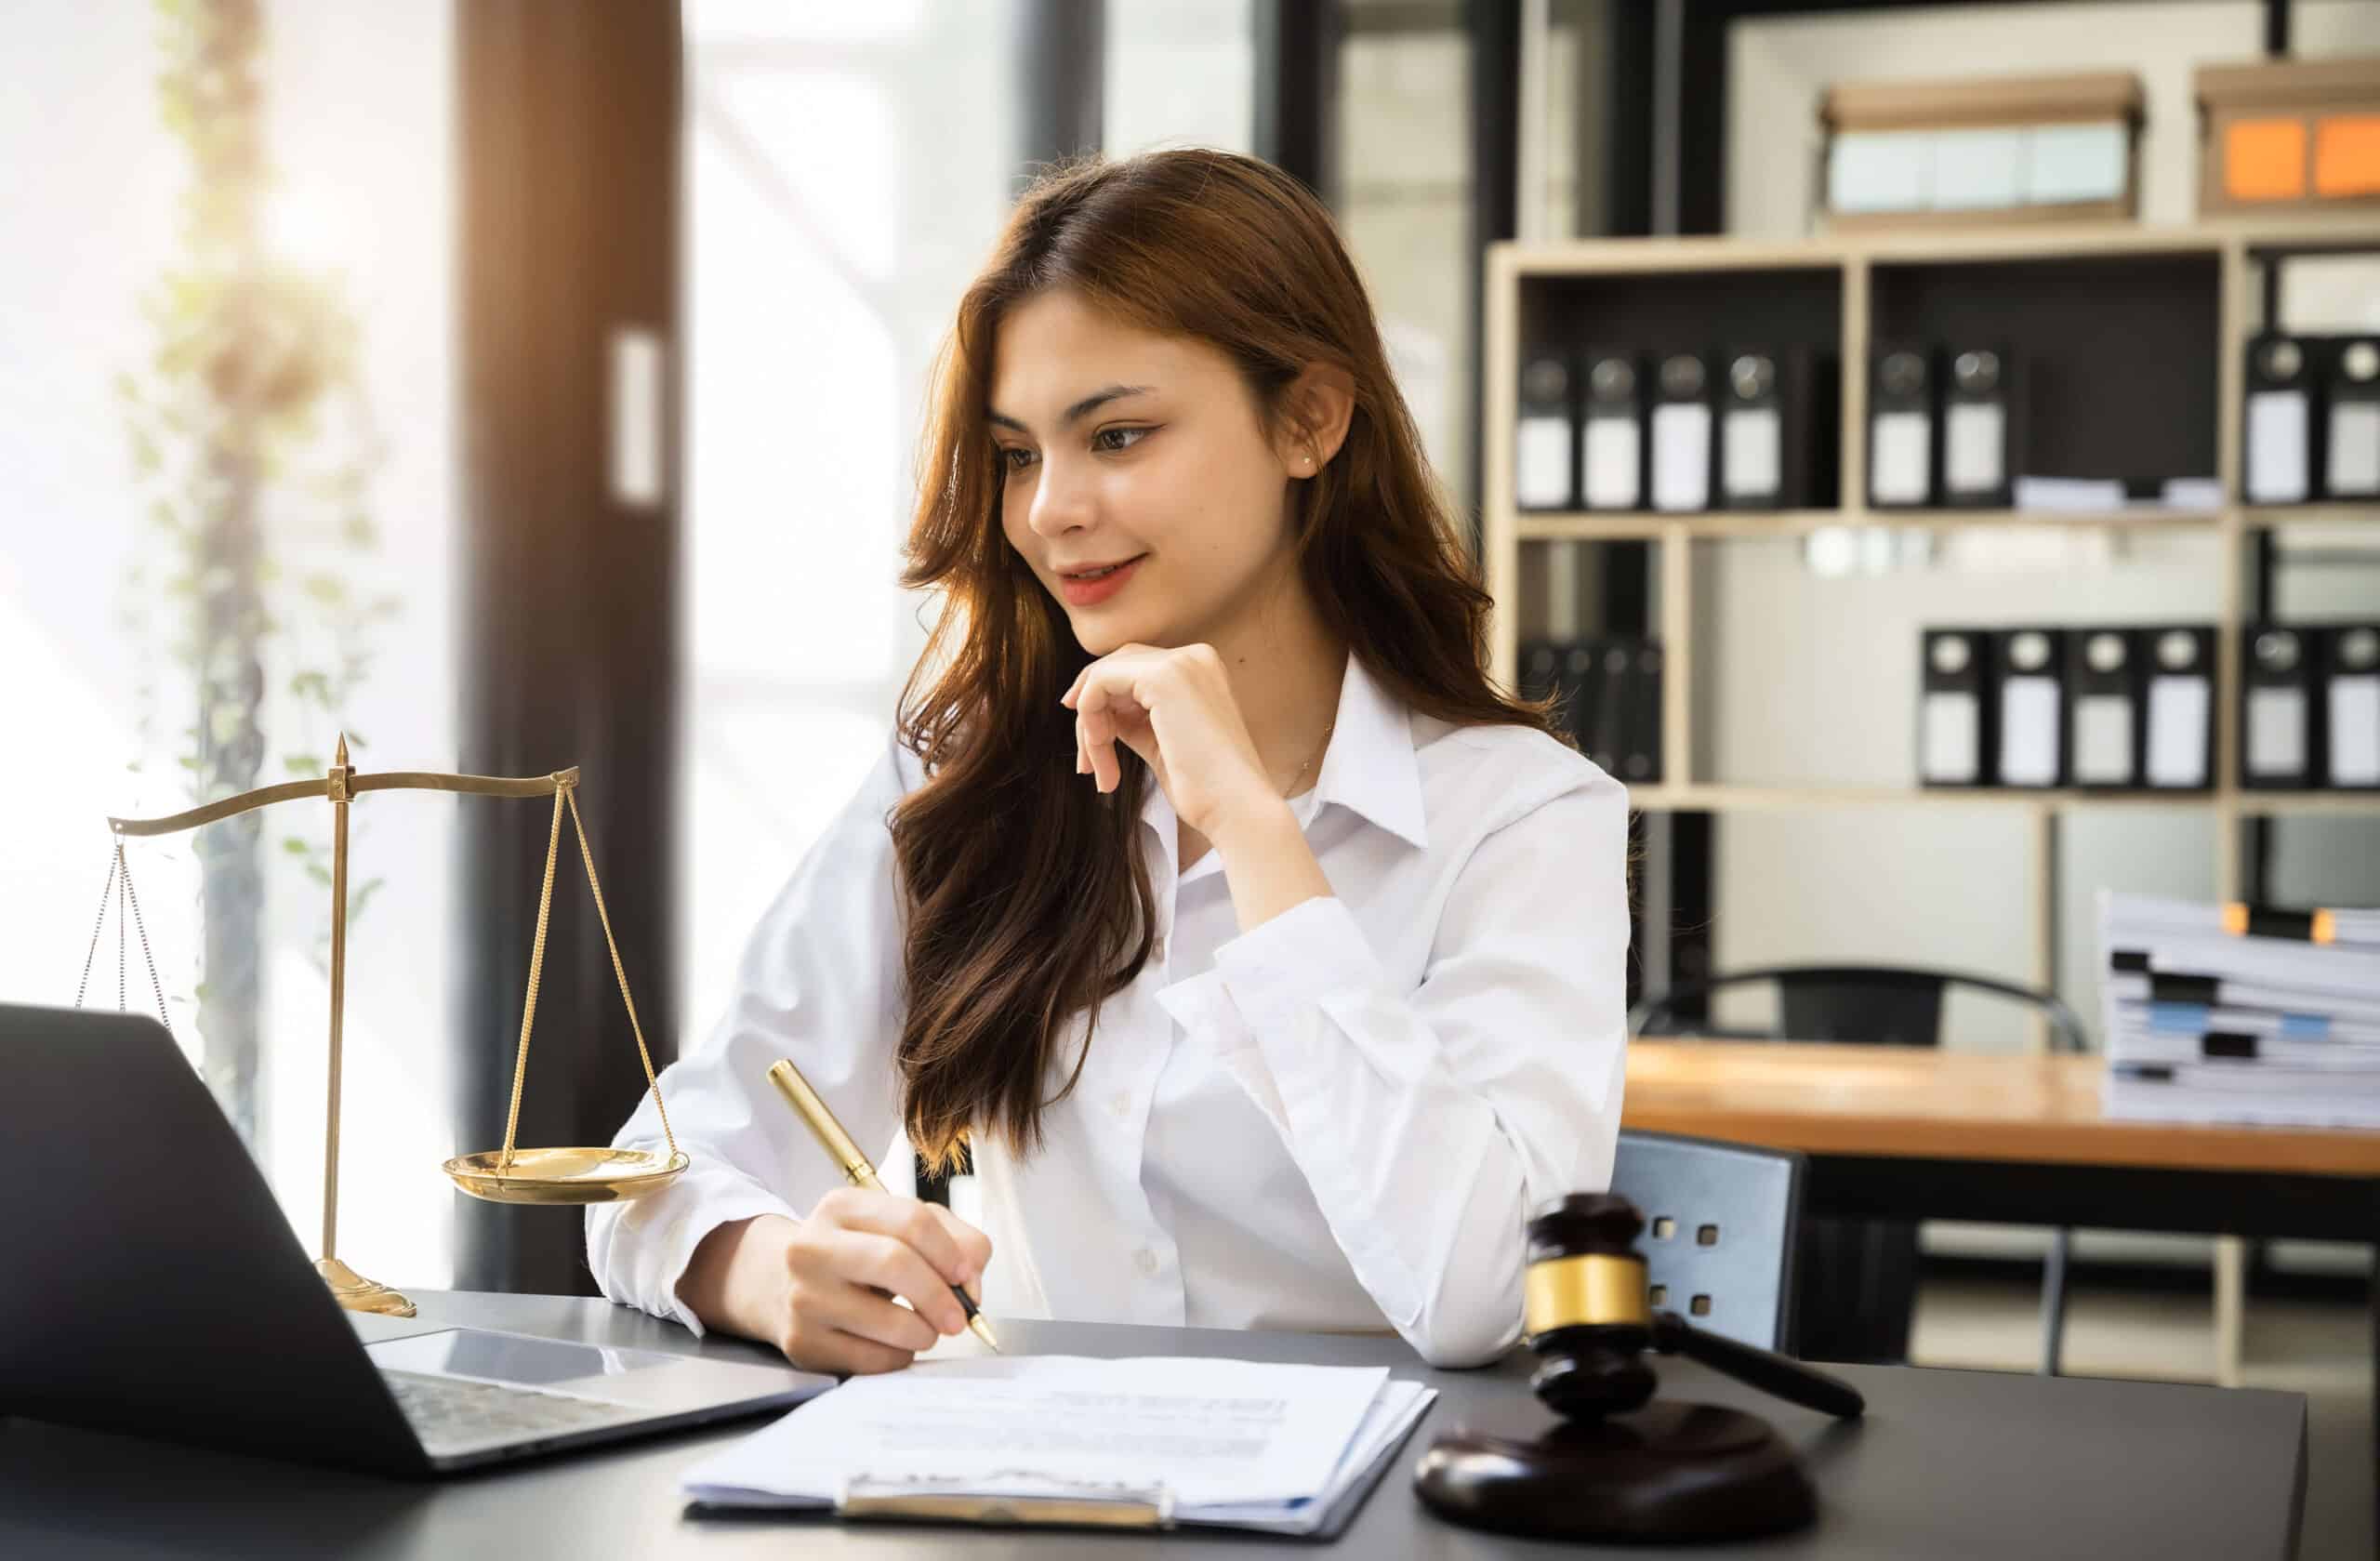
[1624,1039,2378,1540]
[0,1290,2307,1558]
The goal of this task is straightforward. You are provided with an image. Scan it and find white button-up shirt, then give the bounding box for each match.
[588,654,1630,1368]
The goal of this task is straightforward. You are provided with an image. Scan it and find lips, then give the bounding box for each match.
[1056,554,1145,607]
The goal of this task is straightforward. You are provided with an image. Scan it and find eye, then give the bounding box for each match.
[1092,425,1153,455]
[997,444,1038,474]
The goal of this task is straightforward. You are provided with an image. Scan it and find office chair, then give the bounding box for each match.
[1607,1129,1806,1356]
[1631,965,2087,1375]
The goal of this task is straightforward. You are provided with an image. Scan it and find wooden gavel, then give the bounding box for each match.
[1518,1191,1865,1424]
[1415,1191,1864,1543]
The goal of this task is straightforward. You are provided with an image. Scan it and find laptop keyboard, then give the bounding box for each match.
[383,1369,641,1451]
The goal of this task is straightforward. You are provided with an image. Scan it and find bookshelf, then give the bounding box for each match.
[1481,214,2380,1047]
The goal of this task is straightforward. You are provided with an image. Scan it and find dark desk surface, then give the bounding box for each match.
[0,1290,2307,1559]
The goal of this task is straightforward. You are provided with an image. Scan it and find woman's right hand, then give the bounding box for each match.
[680,1187,993,1375]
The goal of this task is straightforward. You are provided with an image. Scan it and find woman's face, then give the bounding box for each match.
[990,289,1304,657]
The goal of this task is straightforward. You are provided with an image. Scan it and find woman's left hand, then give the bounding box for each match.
[1063,642,1285,843]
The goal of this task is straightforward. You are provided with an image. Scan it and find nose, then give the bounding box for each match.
[1025,450,1093,539]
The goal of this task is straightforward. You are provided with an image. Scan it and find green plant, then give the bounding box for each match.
[114,0,396,1147]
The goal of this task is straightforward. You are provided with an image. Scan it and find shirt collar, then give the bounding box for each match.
[1310,651,1430,851]
[1285,652,1428,861]
[1139,649,1430,855]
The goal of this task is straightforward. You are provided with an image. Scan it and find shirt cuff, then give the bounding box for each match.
[1211,894,1387,1048]
[600,1174,800,1337]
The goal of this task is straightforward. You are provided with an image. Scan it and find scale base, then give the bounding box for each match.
[1413,1399,1817,1542]
[317,1257,416,1318]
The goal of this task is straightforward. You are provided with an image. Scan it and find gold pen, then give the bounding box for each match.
[766,1057,1002,1354]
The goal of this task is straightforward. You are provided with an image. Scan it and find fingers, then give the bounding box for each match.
[925,1204,995,1303]
[817,1187,981,1293]
[791,1326,917,1378]
[812,1224,970,1337]
[1077,688,1122,792]
[803,1267,944,1353]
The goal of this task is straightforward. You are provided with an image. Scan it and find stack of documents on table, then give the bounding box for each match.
[681,1355,1436,1537]
[2099,891,2380,1128]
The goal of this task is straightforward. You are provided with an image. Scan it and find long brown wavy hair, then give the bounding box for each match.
[892,149,1556,1172]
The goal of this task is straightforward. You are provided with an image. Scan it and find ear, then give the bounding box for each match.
[1274,362,1356,479]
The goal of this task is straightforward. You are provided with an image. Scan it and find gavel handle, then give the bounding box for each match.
[1651,1311,1867,1420]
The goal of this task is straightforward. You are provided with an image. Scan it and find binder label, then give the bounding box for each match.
[1944,402,2005,496]
[2145,676,2211,788]
[1515,417,1571,508]
[2073,695,2135,785]
[1921,691,1980,784]
[1871,410,1931,505]
[2246,686,2308,776]
[2328,403,2380,497]
[1650,402,1712,511]
[1723,406,1781,500]
[1582,419,1641,509]
[1999,675,2062,787]
[2332,673,2380,786]
[2245,390,2310,504]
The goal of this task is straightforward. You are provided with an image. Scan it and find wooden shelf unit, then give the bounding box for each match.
[1481,217,2380,1038]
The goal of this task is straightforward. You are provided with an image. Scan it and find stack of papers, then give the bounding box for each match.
[2099,892,2380,1127]
[681,1355,1436,1537]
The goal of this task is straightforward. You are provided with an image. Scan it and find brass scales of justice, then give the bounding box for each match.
[76,734,685,1318]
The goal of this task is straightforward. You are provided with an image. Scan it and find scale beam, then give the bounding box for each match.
[84,738,674,1321]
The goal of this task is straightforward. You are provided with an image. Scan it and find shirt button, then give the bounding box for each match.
[1134,1248,1159,1277]
[1108,1091,1131,1119]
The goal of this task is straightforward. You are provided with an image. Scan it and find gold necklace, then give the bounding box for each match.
[1284,721,1336,796]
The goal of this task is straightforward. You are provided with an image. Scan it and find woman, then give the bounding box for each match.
[588,148,1628,1373]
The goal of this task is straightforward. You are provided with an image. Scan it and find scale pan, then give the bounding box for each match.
[443,1146,689,1204]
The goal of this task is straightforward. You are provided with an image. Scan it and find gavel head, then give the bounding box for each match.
[1521,1192,1658,1422]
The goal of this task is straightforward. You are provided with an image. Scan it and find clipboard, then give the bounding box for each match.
[684,1375,1437,1540]
[838,1472,1174,1529]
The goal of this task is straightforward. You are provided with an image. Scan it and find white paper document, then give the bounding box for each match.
[681,1355,1435,1535]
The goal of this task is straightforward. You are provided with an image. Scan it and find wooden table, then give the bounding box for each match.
[1623,1040,2380,1177]
[1622,1039,2379,1545]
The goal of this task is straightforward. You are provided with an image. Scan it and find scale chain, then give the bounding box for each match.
[120,844,173,1035]
[497,787,567,1171]
[75,840,174,1035]
[565,786,678,1161]
[73,844,120,1010]
[495,782,681,1172]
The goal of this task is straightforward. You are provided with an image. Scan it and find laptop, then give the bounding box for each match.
[0,1003,833,1475]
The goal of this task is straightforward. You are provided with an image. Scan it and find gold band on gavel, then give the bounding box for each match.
[1524,1252,1651,1335]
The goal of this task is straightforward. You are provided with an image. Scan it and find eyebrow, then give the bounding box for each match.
[986,384,1155,435]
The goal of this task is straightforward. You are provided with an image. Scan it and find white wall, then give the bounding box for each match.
[1716,2,2380,1051]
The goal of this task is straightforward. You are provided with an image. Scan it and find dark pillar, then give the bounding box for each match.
[1017,0,1104,189]
[1463,0,1521,544]
[453,0,682,1294]
[1254,0,1340,205]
